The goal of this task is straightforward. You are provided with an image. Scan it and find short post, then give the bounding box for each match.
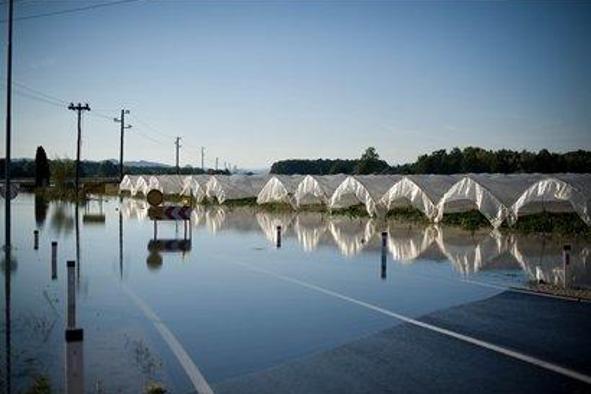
[276,225,282,248]
[563,244,571,288]
[65,328,84,394]
[381,231,387,280]
[51,241,58,280]
[67,260,76,328]
[34,230,39,250]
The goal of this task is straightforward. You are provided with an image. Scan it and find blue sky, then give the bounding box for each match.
[0,0,589,168]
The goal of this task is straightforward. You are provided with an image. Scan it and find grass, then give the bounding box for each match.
[24,375,51,394]
[328,204,370,218]
[441,210,490,232]
[508,212,591,237]
[386,207,429,224]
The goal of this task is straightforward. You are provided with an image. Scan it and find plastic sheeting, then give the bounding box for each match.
[147,175,185,195]
[256,175,304,206]
[294,174,347,206]
[329,175,402,216]
[511,174,591,225]
[435,174,544,228]
[119,175,141,194]
[380,175,458,220]
[133,176,151,196]
[205,175,269,204]
[180,175,210,202]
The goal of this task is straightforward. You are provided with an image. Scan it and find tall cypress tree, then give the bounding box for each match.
[35,146,50,187]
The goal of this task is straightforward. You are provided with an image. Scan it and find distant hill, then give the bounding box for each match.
[107,159,171,168]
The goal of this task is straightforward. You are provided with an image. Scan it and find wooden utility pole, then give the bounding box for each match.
[68,103,91,193]
[4,0,13,250]
[175,137,182,174]
[201,146,205,171]
[215,157,219,171]
[114,109,131,182]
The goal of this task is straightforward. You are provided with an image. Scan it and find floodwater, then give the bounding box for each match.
[1,194,590,393]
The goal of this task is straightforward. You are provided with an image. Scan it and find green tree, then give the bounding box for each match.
[355,147,389,174]
[34,146,51,187]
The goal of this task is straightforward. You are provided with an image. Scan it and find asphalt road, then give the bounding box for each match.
[215,291,591,394]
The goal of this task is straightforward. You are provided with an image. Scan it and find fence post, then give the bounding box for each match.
[381,231,388,279]
[51,241,57,280]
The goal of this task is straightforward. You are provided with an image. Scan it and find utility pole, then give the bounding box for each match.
[4,3,14,394]
[175,137,182,174]
[215,157,219,171]
[4,0,13,250]
[114,109,131,182]
[68,103,91,194]
[200,146,205,171]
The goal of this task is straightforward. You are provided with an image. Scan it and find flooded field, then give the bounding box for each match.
[1,194,590,393]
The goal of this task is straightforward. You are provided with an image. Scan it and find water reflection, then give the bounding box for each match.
[3,247,12,394]
[294,213,329,252]
[107,199,591,288]
[328,217,376,256]
[34,194,49,228]
[174,206,591,289]
[49,203,75,235]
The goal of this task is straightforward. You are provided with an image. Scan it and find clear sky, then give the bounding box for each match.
[0,0,589,169]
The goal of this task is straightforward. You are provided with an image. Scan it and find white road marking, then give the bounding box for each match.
[235,262,591,385]
[123,286,214,394]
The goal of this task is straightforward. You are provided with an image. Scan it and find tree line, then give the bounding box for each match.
[0,146,229,184]
[270,147,591,175]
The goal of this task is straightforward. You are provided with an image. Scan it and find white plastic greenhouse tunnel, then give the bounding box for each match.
[205,175,269,204]
[434,174,546,228]
[147,175,185,195]
[119,175,141,195]
[132,175,150,196]
[256,175,304,206]
[294,174,347,207]
[380,175,459,221]
[328,175,402,216]
[510,174,591,226]
[180,174,211,202]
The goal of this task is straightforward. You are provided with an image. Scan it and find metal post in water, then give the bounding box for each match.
[67,260,76,328]
[381,231,387,280]
[51,241,57,280]
[563,244,571,288]
[276,225,282,248]
[65,329,84,394]
[34,230,39,250]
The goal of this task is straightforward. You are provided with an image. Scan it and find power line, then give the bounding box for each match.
[0,0,145,23]
[129,114,174,140]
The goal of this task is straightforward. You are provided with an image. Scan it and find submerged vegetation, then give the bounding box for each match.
[386,207,430,223]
